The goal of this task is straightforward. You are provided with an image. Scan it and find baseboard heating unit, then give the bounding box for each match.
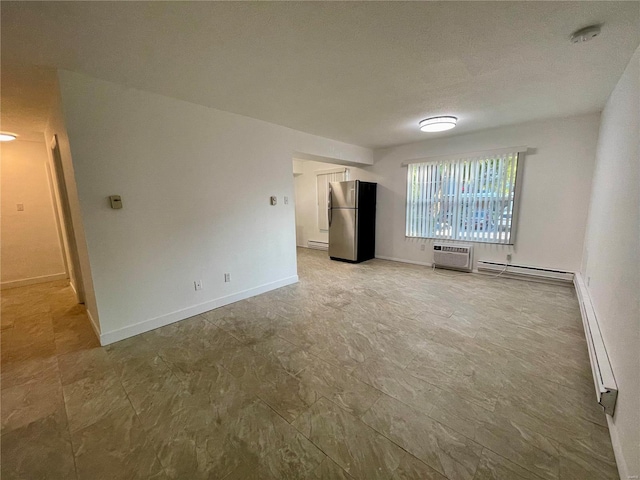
[574,274,617,416]
[307,240,329,251]
[433,244,473,272]
[476,261,574,284]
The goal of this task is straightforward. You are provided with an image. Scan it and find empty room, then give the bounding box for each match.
[1,2,638,480]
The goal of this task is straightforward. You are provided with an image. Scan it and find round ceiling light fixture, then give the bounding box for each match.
[0,133,17,142]
[419,116,457,133]
[570,25,601,44]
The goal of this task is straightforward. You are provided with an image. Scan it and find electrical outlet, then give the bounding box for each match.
[506,254,512,263]
[194,280,203,291]
[224,273,231,283]
[284,196,289,205]
[420,244,426,251]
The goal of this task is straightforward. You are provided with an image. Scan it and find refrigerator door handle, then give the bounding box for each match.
[328,185,333,227]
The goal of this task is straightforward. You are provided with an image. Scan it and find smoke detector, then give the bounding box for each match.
[570,25,602,44]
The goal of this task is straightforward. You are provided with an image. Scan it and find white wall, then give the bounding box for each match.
[293,159,373,247]
[370,113,601,271]
[0,139,67,287]
[57,70,372,344]
[581,47,639,480]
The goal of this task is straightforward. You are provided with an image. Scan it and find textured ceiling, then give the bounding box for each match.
[0,65,57,140]
[2,2,639,148]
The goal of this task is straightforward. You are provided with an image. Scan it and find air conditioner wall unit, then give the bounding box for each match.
[433,244,473,272]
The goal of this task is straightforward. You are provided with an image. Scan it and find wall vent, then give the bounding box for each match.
[307,240,329,251]
[433,244,473,272]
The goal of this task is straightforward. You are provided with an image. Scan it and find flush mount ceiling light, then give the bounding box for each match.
[419,116,458,133]
[570,25,602,44]
[0,133,17,142]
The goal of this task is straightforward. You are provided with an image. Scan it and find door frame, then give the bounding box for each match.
[49,134,85,304]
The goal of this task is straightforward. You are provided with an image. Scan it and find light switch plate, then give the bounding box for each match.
[16,203,24,211]
[270,196,277,206]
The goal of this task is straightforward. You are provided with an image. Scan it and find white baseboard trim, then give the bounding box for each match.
[1,273,68,290]
[87,309,101,339]
[99,275,299,346]
[375,255,432,267]
[607,416,632,480]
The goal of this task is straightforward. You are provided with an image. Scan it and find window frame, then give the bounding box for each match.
[403,148,525,245]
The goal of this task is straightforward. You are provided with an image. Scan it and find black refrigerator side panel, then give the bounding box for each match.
[356,182,377,262]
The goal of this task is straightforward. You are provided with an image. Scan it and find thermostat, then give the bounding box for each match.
[109,195,123,209]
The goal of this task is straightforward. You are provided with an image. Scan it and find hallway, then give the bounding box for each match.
[1,280,98,478]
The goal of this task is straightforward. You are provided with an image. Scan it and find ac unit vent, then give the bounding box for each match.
[433,244,473,272]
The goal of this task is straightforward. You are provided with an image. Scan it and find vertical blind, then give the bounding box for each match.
[317,170,348,231]
[406,151,520,244]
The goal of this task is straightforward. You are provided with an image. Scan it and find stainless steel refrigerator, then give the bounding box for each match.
[328,180,377,263]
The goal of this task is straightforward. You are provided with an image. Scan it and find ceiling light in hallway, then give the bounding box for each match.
[0,133,17,141]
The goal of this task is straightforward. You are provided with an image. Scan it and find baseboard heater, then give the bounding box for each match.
[574,273,617,416]
[476,261,574,284]
[307,240,329,251]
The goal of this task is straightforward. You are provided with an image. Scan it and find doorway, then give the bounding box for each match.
[292,158,350,251]
[49,134,85,304]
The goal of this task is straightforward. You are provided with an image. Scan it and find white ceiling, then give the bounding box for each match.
[1,2,638,148]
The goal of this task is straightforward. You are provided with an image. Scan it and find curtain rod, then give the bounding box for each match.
[401,145,528,167]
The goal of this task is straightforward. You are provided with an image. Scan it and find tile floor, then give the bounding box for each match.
[1,248,617,479]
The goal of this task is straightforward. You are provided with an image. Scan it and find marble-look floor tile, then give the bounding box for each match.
[1,313,57,365]
[62,371,131,432]
[557,443,619,480]
[1,373,65,434]
[405,338,504,410]
[134,367,257,479]
[426,389,559,480]
[58,347,117,385]
[254,369,320,423]
[0,412,77,480]
[497,371,608,431]
[1,354,59,391]
[250,335,314,377]
[473,448,545,480]
[54,319,100,356]
[361,394,483,480]
[0,251,619,480]
[310,457,354,479]
[294,358,381,417]
[225,399,327,478]
[351,356,438,414]
[71,405,166,480]
[492,394,615,470]
[293,397,405,480]
[147,418,247,480]
[391,453,448,480]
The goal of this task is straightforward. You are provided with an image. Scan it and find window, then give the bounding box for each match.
[317,169,348,231]
[405,150,522,244]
